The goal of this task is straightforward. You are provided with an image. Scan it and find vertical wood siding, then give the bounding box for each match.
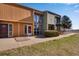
[0,4,32,21]
[0,4,34,37]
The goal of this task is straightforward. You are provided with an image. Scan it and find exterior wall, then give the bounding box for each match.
[42,12,47,32]
[0,21,33,37]
[0,4,34,37]
[0,4,32,21]
[13,23,18,37]
[43,12,61,31]
[47,13,56,30]
[47,13,56,25]
[30,11,34,35]
[43,12,57,31]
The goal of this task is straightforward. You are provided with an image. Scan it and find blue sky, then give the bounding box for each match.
[20,3,79,29]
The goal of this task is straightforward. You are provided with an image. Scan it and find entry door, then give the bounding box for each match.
[0,24,8,38]
[27,25,32,36]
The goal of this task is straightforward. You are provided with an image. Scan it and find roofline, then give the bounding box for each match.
[44,11,61,17]
[3,3,43,13]
[3,3,61,16]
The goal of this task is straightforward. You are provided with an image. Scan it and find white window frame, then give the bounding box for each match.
[18,23,20,36]
[8,23,13,37]
[24,24,32,36]
[27,25,32,36]
[24,24,27,35]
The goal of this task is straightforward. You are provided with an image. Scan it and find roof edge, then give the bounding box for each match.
[44,11,61,17]
[3,3,43,13]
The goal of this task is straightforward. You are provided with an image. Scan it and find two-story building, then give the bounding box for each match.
[0,3,61,38]
[43,11,61,32]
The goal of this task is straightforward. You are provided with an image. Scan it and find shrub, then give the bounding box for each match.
[44,30,59,37]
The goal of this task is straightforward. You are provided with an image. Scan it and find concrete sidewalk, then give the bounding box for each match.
[0,33,77,51]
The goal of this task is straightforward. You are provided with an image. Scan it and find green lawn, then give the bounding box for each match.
[0,34,79,56]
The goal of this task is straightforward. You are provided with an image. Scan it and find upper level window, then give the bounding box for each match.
[55,17,60,24]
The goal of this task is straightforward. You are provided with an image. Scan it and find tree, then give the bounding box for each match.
[61,15,72,31]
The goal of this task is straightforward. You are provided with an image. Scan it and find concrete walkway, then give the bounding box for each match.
[0,33,77,51]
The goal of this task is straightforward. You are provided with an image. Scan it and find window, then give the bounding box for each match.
[34,14,43,35]
[24,25,32,35]
[55,17,60,24]
[9,24,12,31]
[28,26,31,33]
[48,24,55,30]
[24,25,27,34]
[8,24,12,37]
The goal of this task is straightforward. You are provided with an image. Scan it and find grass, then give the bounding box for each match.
[0,34,79,56]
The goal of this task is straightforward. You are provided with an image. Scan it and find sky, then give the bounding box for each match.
[20,3,79,29]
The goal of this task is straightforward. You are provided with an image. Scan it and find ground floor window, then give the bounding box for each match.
[24,24,32,35]
[56,25,60,31]
[28,26,31,33]
[8,24,13,37]
[48,24,55,30]
[24,25,27,34]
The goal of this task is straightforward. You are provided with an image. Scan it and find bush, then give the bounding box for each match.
[44,30,59,37]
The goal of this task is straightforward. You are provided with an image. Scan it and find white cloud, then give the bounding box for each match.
[72,25,79,29]
[74,10,79,13]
